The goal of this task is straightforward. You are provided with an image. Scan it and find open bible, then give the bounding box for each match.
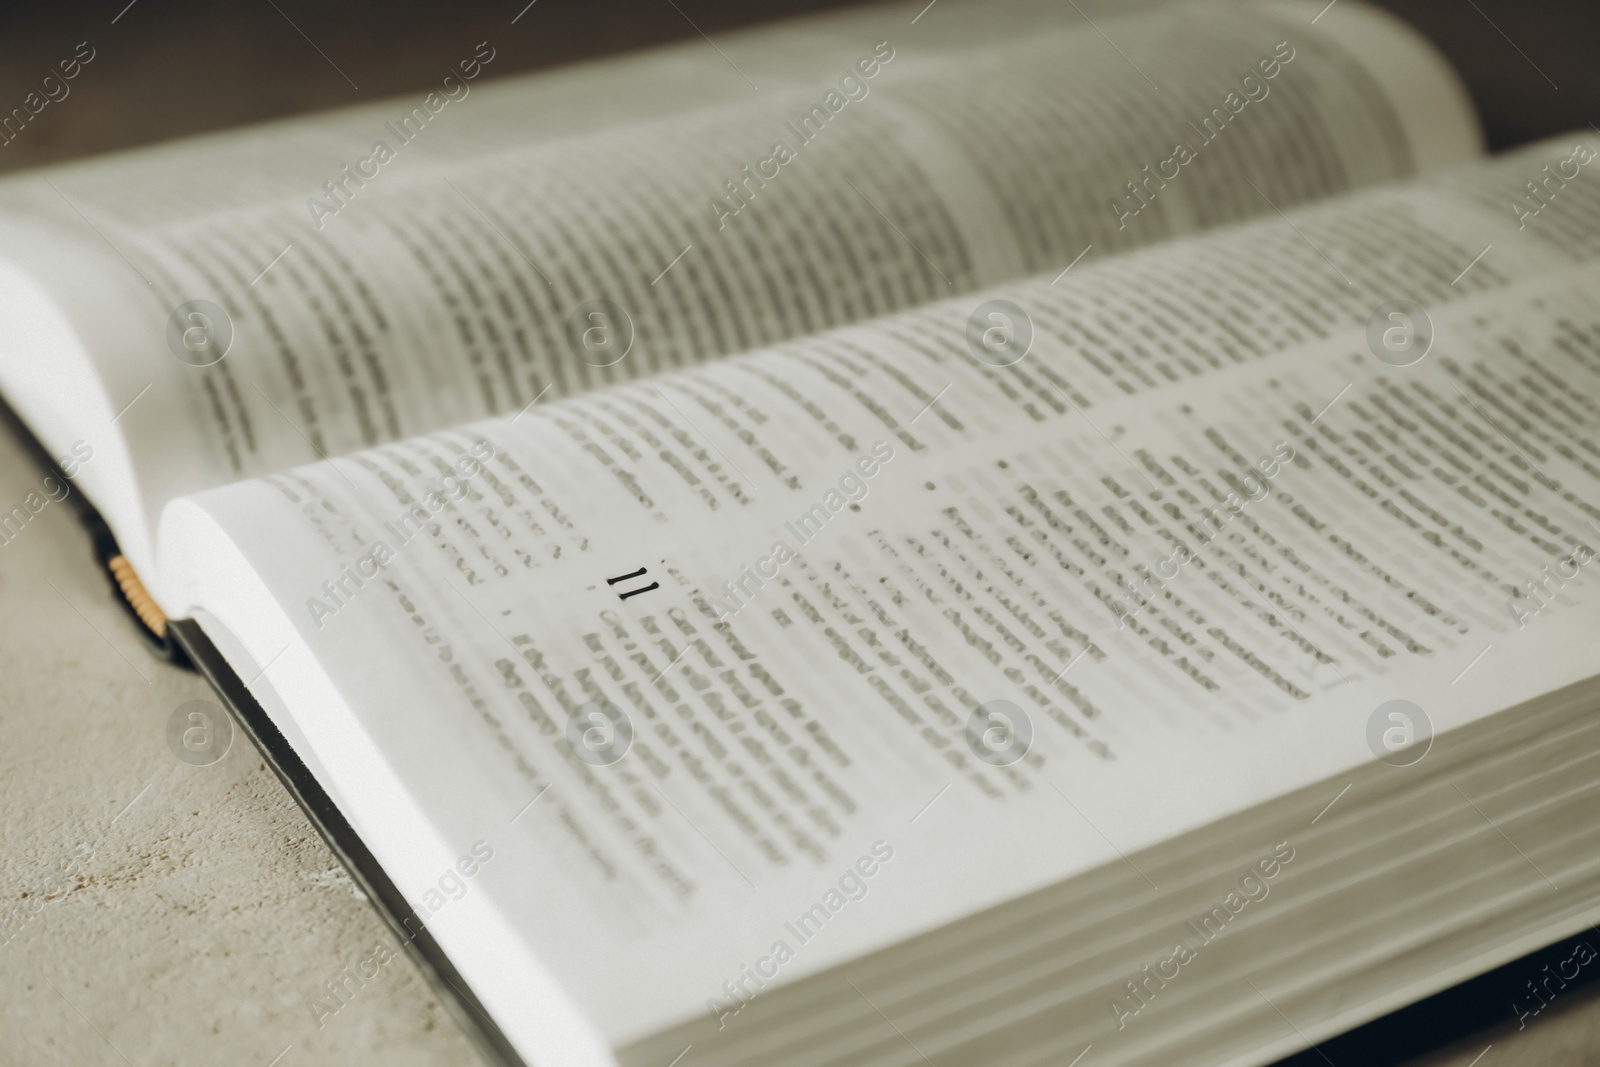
[3,0,1598,1064]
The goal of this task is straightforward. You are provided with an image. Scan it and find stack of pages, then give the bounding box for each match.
[1,0,1596,1063]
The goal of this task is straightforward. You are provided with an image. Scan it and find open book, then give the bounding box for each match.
[4,0,1597,1063]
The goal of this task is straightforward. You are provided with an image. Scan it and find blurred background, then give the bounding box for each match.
[0,0,1595,179]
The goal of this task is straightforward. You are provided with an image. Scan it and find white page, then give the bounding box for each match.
[157,133,1600,1058]
[0,0,1477,594]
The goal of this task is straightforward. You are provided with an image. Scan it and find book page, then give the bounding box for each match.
[158,133,1600,1060]
[0,0,1477,591]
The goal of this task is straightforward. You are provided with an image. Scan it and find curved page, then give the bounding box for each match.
[159,134,1600,1061]
[0,0,1475,587]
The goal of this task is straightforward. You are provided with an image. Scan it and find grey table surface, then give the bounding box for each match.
[1,2,1597,1063]
[0,418,476,1064]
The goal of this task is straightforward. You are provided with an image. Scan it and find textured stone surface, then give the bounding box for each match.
[0,425,477,1066]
